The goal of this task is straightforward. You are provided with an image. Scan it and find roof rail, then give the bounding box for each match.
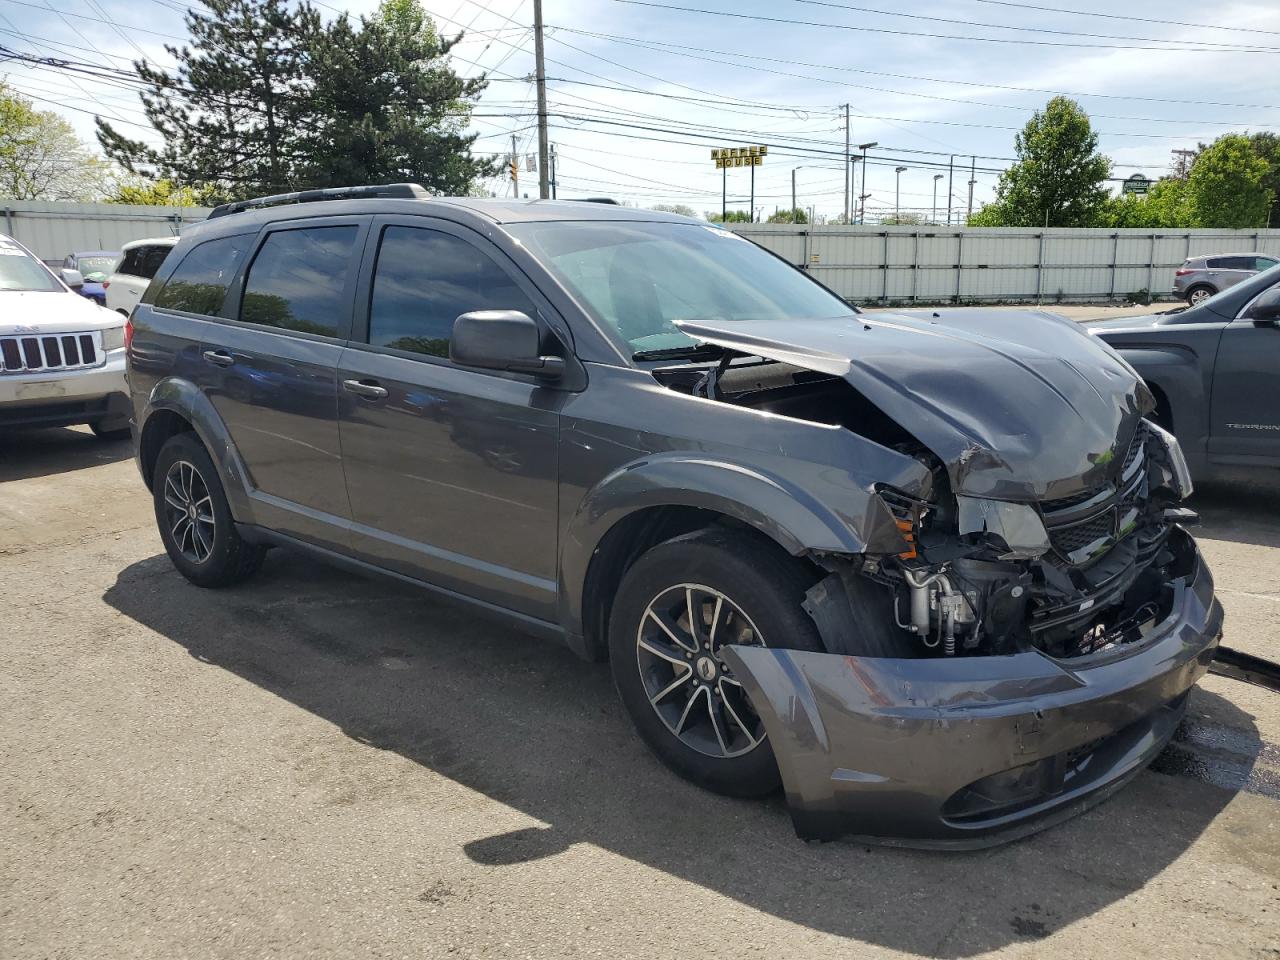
[207,183,430,219]
[565,197,620,205]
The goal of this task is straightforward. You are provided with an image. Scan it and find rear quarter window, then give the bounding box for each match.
[119,244,173,279]
[154,236,251,316]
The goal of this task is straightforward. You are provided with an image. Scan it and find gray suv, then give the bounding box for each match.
[1174,252,1277,305]
[128,184,1221,847]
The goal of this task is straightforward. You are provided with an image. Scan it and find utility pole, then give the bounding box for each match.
[721,165,726,221]
[843,104,851,224]
[533,0,550,199]
[1171,148,1197,179]
[858,141,877,224]
[750,162,756,222]
[946,154,954,226]
[932,174,943,225]
[549,142,557,199]
[791,167,797,223]
[894,166,907,223]
[967,155,976,222]
[510,133,519,197]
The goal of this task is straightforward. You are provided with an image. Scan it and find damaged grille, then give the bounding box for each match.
[1041,422,1150,567]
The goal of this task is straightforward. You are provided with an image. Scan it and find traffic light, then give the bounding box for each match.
[510,157,518,182]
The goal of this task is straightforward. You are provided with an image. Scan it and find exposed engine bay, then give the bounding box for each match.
[655,353,1198,662]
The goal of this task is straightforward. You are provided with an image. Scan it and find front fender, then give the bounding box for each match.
[557,452,909,645]
[1109,343,1212,475]
[143,377,256,522]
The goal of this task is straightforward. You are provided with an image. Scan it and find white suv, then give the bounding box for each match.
[0,234,131,438]
[105,236,177,316]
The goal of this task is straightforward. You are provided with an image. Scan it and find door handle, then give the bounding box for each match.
[342,378,389,400]
[202,349,235,367]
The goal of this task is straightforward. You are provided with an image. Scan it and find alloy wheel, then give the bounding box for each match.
[1189,288,1211,305]
[635,583,768,759]
[162,459,216,564]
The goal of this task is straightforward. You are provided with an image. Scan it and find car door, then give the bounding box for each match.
[200,216,369,551]
[1210,255,1255,292]
[336,217,564,621]
[1209,278,1280,464]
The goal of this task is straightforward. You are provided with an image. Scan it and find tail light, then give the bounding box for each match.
[102,280,110,289]
[1175,269,1193,277]
[124,318,134,351]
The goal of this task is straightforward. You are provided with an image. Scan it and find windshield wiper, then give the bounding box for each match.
[631,343,728,362]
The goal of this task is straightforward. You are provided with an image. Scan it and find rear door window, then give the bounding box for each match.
[154,235,251,316]
[366,225,537,358]
[119,245,170,279]
[239,225,359,338]
[1208,256,1254,270]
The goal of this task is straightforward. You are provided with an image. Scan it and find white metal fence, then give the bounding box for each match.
[731,224,1280,304]
[5,202,1280,304]
[0,201,213,261]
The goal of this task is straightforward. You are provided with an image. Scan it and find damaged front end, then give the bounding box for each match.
[658,313,1223,845]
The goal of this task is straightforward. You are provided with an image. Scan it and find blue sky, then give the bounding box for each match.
[5,0,1279,219]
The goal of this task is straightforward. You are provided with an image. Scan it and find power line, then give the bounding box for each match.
[787,0,1274,50]
[961,0,1280,37]
[554,27,1280,111]
[613,0,1280,52]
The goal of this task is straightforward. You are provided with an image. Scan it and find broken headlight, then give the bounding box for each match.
[1146,421,1193,500]
[955,496,1051,560]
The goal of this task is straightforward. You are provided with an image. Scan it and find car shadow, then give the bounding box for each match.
[103,552,1261,957]
[1190,468,1280,550]
[0,426,132,481]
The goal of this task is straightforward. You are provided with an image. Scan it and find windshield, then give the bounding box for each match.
[507,221,855,355]
[77,256,117,275]
[0,239,62,292]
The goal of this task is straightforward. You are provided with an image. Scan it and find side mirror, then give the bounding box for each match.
[1245,293,1280,325]
[450,310,565,379]
[60,268,84,290]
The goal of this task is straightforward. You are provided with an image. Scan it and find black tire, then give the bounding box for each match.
[1187,284,1215,306]
[90,420,130,441]
[608,527,825,798]
[152,432,264,587]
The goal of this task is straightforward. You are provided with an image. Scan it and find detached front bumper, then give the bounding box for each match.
[723,528,1222,848]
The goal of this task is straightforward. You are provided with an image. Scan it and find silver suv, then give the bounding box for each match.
[1174,252,1277,305]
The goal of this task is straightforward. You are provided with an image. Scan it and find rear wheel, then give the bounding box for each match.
[1187,284,1215,306]
[608,528,825,798]
[153,432,264,587]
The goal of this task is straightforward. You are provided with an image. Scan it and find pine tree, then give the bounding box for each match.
[299,0,495,193]
[96,0,319,200]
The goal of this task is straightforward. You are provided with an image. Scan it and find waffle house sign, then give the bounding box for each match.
[712,145,767,168]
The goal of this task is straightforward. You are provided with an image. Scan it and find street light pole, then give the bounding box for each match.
[791,166,797,223]
[932,174,943,224]
[894,166,907,223]
[857,141,877,224]
[843,104,851,224]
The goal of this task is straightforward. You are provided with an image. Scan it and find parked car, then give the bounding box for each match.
[1091,264,1280,478]
[128,185,1221,847]
[61,250,120,306]
[1173,252,1277,305]
[0,234,131,437]
[105,236,177,316]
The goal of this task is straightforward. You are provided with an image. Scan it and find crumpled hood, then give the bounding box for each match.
[675,309,1153,501]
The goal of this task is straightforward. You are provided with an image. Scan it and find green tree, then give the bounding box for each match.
[1247,132,1280,227]
[1187,134,1272,228]
[1103,177,1193,228]
[767,207,808,223]
[706,209,752,223]
[299,0,493,193]
[0,81,110,200]
[107,177,215,206]
[650,203,698,217]
[97,0,320,200]
[981,97,1111,227]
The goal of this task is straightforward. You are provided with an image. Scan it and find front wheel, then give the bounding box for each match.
[608,528,825,798]
[152,432,264,587]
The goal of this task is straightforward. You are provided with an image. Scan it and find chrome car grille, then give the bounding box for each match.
[0,331,102,374]
[1040,422,1150,566]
